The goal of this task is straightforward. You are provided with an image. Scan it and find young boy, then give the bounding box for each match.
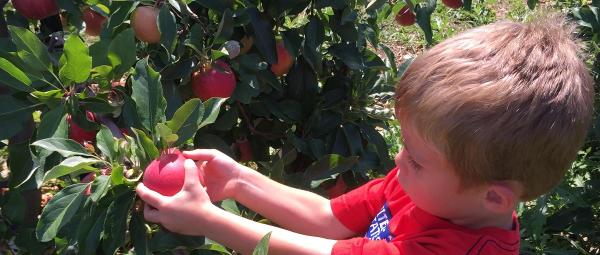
[136,15,594,255]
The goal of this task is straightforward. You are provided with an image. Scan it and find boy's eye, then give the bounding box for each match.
[407,155,422,170]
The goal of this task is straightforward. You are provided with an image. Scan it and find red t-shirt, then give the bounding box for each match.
[330,167,520,255]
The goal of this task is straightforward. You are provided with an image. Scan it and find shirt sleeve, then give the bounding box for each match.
[330,168,398,234]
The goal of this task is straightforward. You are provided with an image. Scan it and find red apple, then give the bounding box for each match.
[395,6,416,26]
[191,60,237,101]
[271,41,293,77]
[235,137,253,162]
[82,7,106,36]
[442,0,463,9]
[67,111,97,144]
[327,176,347,199]
[11,0,59,20]
[142,149,201,196]
[131,6,160,43]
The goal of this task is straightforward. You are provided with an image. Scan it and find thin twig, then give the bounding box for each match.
[236,102,283,140]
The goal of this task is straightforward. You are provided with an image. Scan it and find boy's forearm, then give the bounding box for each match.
[202,206,336,255]
[233,166,354,239]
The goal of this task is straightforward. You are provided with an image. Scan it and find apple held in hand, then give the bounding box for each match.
[131,6,160,43]
[82,7,107,36]
[12,0,59,20]
[67,111,97,144]
[142,149,202,196]
[395,6,416,26]
[191,60,237,101]
[271,41,294,77]
[442,0,463,9]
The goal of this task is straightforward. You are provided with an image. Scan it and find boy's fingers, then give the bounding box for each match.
[183,159,202,189]
[143,204,161,223]
[182,149,218,161]
[136,183,166,209]
[195,161,206,185]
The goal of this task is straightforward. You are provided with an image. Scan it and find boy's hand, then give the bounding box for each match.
[136,159,216,236]
[182,149,244,202]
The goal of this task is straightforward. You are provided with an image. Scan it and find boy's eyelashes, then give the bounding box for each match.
[407,154,422,170]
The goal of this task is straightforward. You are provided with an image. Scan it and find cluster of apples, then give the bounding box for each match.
[394,0,463,26]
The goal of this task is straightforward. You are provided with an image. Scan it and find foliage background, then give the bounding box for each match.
[0,0,598,254]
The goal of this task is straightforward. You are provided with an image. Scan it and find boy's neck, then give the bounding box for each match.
[450,211,515,230]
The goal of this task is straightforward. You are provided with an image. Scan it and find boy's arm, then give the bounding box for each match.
[203,205,337,255]
[136,159,337,255]
[183,149,356,239]
[235,165,355,239]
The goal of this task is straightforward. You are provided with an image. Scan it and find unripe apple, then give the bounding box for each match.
[395,6,416,26]
[131,6,160,43]
[142,149,200,196]
[67,111,97,144]
[12,0,59,20]
[442,0,463,9]
[271,41,293,77]
[327,176,347,199]
[82,8,106,36]
[235,137,253,162]
[191,60,237,101]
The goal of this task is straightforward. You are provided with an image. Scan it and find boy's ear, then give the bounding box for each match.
[482,183,518,214]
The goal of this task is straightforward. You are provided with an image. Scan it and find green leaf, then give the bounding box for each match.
[111,165,124,185]
[131,128,160,169]
[166,98,204,146]
[59,35,92,84]
[31,89,63,108]
[0,57,33,92]
[31,138,91,158]
[158,5,178,54]
[108,28,137,79]
[247,8,277,64]
[221,199,240,215]
[303,16,324,74]
[150,229,206,252]
[132,59,167,132]
[200,98,227,129]
[96,126,117,161]
[329,43,365,70]
[90,175,111,203]
[77,206,108,255]
[0,95,36,140]
[156,123,179,150]
[102,187,135,254]
[194,0,233,12]
[8,26,52,72]
[415,0,436,45]
[130,212,150,255]
[304,154,359,188]
[36,184,87,242]
[37,106,67,141]
[215,9,234,45]
[43,156,101,183]
[166,98,203,134]
[527,0,537,10]
[252,232,271,255]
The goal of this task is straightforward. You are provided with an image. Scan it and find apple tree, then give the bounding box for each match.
[0,0,465,253]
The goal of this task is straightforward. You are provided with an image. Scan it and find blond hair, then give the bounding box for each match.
[394,14,594,201]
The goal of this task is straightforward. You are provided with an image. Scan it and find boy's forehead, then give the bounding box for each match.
[399,116,447,164]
